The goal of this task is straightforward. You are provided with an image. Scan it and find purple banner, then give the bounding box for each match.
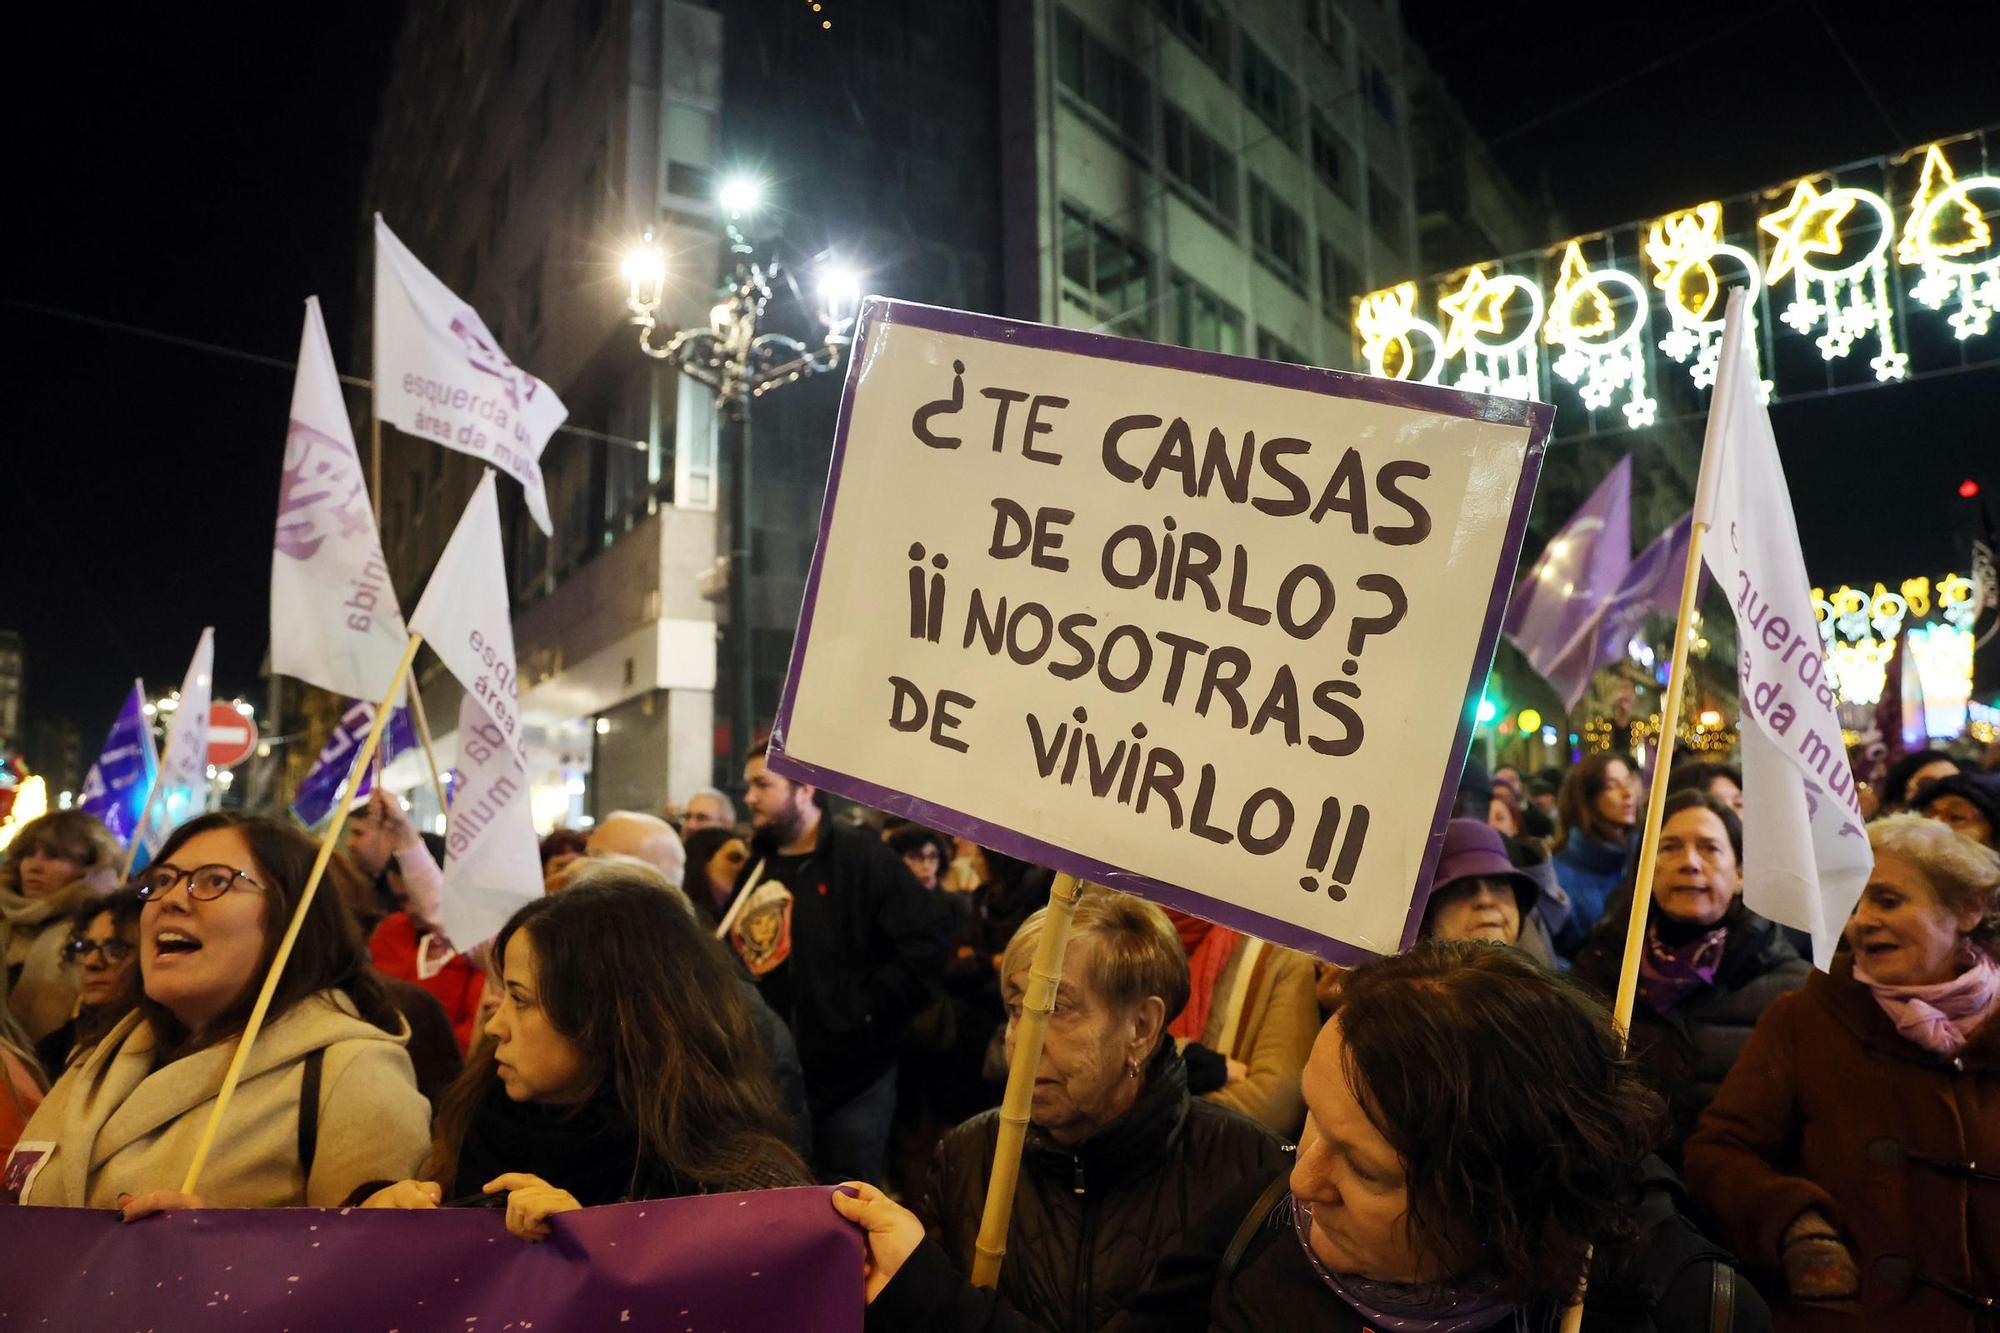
[0,1187,859,1332]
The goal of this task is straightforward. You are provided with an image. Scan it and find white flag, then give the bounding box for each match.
[409,475,539,945]
[373,215,566,535]
[147,628,215,853]
[1695,290,1873,966]
[272,297,409,700]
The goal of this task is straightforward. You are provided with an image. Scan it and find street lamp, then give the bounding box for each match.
[621,178,861,786]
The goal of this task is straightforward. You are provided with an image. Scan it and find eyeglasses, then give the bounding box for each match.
[63,937,136,966]
[136,863,268,903]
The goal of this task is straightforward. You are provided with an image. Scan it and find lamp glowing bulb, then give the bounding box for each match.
[818,263,863,327]
[1698,709,1724,728]
[1475,697,1497,724]
[717,176,764,217]
[1960,478,1981,499]
[1517,709,1543,733]
[621,247,666,290]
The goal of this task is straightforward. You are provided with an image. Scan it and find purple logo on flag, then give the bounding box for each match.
[450,316,541,413]
[275,420,371,562]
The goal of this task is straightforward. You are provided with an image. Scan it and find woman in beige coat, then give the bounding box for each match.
[5,813,429,1213]
[1,810,120,1041]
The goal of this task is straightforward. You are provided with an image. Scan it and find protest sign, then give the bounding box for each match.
[770,301,1551,961]
[0,1188,861,1332]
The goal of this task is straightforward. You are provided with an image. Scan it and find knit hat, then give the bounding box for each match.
[1424,818,1542,917]
[1914,771,2000,836]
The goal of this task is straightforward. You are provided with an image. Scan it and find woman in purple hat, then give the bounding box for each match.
[1417,819,1546,952]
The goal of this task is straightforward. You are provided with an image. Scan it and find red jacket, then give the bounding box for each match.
[369,912,486,1053]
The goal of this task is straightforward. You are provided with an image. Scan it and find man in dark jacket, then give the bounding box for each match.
[725,743,954,1185]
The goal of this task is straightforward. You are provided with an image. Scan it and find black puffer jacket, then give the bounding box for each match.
[1572,897,1808,1161]
[918,1042,1289,1333]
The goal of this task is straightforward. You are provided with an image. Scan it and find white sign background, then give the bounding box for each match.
[771,301,1550,961]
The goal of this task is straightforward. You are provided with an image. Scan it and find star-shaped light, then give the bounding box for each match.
[1870,351,1910,382]
[1760,179,1855,286]
[1660,326,1700,362]
[1438,267,1509,358]
[1622,396,1659,428]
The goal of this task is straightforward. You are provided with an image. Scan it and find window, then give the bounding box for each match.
[1318,239,1362,314]
[1162,103,1237,226]
[1154,0,1229,73]
[1248,177,1306,287]
[1055,9,1151,153]
[1368,168,1405,240]
[1309,109,1351,199]
[1363,60,1397,127]
[1239,36,1297,141]
[1060,202,1153,330]
[1303,0,1347,63]
[1257,327,1307,365]
[1169,271,1244,355]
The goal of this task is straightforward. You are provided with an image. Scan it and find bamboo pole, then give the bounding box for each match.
[970,872,1086,1288]
[1558,518,1709,1333]
[179,633,423,1196]
[403,678,453,818]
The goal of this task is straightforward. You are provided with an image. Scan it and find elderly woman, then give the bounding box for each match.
[1418,817,1543,947]
[1572,791,1809,1161]
[912,890,1287,1331]
[1687,814,1998,1331]
[1552,752,1639,953]
[1,810,120,1042]
[6,813,430,1215]
[840,940,1767,1330]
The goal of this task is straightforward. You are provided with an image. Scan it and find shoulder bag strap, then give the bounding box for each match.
[297,1047,325,1182]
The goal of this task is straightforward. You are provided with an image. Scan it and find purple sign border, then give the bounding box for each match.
[767,298,1553,965]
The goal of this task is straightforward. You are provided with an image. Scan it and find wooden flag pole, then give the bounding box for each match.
[179,632,423,1196]
[403,681,453,818]
[366,413,452,821]
[971,872,1086,1288]
[1558,517,1709,1333]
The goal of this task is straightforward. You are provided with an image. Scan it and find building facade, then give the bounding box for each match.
[350,0,1529,824]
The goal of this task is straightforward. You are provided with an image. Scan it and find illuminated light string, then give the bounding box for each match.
[1356,282,1446,385]
[1436,265,1544,400]
[1544,241,1657,428]
[1645,203,1774,401]
[1897,143,2000,341]
[1758,179,1908,382]
[1811,573,1979,732]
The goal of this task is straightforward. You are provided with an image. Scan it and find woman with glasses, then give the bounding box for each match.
[33,887,144,1076]
[5,813,429,1215]
[1,809,120,1042]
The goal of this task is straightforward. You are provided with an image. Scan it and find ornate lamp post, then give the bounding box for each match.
[622,179,860,786]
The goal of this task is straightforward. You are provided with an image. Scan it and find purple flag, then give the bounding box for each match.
[77,681,157,848]
[0,1188,861,1332]
[290,698,418,828]
[1542,510,1694,711]
[1504,456,1633,690]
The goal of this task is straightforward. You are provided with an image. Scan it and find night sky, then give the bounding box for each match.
[5,3,1997,757]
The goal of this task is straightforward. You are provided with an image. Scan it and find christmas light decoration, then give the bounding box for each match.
[1356,282,1445,385]
[1437,265,1544,398]
[1758,179,1906,379]
[1813,572,1981,730]
[1645,203,1772,399]
[1898,142,1999,340]
[1544,241,1656,427]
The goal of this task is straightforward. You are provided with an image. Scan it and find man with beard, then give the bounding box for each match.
[724,743,954,1185]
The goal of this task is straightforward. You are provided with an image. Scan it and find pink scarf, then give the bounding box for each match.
[1853,950,2000,1056]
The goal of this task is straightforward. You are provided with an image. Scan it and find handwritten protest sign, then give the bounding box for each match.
[770,301,1551,961]
[0,1188,860,1332]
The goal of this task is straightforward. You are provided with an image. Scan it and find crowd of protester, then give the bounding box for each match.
[0,727,1994,1332]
